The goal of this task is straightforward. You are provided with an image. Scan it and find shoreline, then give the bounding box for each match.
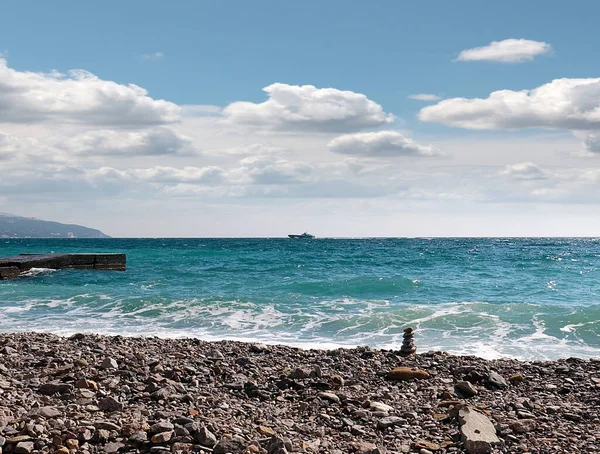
[0,332,598,453]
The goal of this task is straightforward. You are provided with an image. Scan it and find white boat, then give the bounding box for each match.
[288,232,315,239]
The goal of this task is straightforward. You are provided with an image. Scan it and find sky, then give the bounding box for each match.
[1,0,600,237]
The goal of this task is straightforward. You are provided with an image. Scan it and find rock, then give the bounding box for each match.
[206,349,225,361]
[6,436,32,444]
[130,431,148,443]
[98,396,123,412]
[413,440,441,451]
[95,421,121,431]
[65,439,79,449]
[377,416,403,429]
[38,381,72,395]
[563,412,582,422]
[258,426,276,436]
[151,387,171,401]
[35,406,61,418]
[267,436,289,454]
[510,419,537,434]
[487,371,508,389]
[352,441,378,453]
[455,381,478,398]
[105,442,125,453]
[213,436,248,454]
[150,421,174,434]
[53,448,70,454]
[369,401,393,413]
[318,392,340,404]
[151,431,173,444]
[399,326,417,357]
[14,442,34,454]
[101,357,118,369]
[196,427,217,447]
[289,368,310,379]
[454,406,500,454]
[386,367,430,381]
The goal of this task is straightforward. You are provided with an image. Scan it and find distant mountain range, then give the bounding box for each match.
[0,213,110,239]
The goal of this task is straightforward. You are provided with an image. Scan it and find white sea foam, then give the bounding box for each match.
[1,295,599,361]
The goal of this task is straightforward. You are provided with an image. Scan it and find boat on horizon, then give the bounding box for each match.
[288,232,315,239]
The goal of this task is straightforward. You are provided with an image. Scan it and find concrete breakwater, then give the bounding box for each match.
[0,253,126,279]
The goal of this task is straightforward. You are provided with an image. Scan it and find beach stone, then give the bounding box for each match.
[105,442,125,453]
[258,425,276,436]
[318,392,340,404]
[369,401,393,413]
[14,442,34,454]
[35,406,61,418]
[413,440,441,451]
[150,421,174,434]
[196,426,217,447]
[455,381,478,397]
[487,371,508,389]
[352,441,378,453]
[99,396,123,412]
[95,421,121,431]
[399,326,417,357]
[38,381,72,395]
[510,419,537,434]
[130,431,148,443]
[101,357,118,369]
[387,366,430,381]
[289,368,310,379]
[7,436,31,444]
[151,431,173,444]
[454,405,500,454]
[206,349,225,361]
[65,439,79,449]
[213,436,247,454]
[53,448,70,454]
[377,416,403,429]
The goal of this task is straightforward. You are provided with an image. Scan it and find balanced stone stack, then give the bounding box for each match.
[399,326,417,357]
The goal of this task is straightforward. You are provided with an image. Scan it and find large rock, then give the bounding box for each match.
[487,371,508,389]
[386,366,430,381]
[454,406,500,454]
[213,436,248,454]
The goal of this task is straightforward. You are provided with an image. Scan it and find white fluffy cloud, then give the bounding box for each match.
[62,127,194,156]
[409,94,442,101]
[500,162,550,180]
[419,78,600,130]
[327,131,442,158]
[455,39,552,63]
[223,83,395,132]
[0,57,180,127]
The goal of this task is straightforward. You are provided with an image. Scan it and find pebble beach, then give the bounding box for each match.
[1,332,599,454]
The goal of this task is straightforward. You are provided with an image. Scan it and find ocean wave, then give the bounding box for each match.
[1,295,599,360]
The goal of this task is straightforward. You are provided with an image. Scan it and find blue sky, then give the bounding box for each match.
[4,0,597,118]
[1,1,600,236]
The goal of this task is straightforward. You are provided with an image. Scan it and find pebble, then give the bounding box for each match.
[0,332,596,454]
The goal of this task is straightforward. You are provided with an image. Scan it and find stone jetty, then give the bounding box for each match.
[0,253,126,279]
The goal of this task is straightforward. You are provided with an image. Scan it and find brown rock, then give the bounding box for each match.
[387,366,430,381]
[151,431,173,444]
[413,440,441,451]
[510,419,537,434]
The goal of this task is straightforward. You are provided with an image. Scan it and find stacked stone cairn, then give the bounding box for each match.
[399,326,417,356]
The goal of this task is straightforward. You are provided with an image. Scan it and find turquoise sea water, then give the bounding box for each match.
[1,238,599,360]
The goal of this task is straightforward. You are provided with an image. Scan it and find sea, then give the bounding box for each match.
[1,238,599,361]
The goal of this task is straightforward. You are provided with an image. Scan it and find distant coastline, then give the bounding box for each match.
[0,213,109,239]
